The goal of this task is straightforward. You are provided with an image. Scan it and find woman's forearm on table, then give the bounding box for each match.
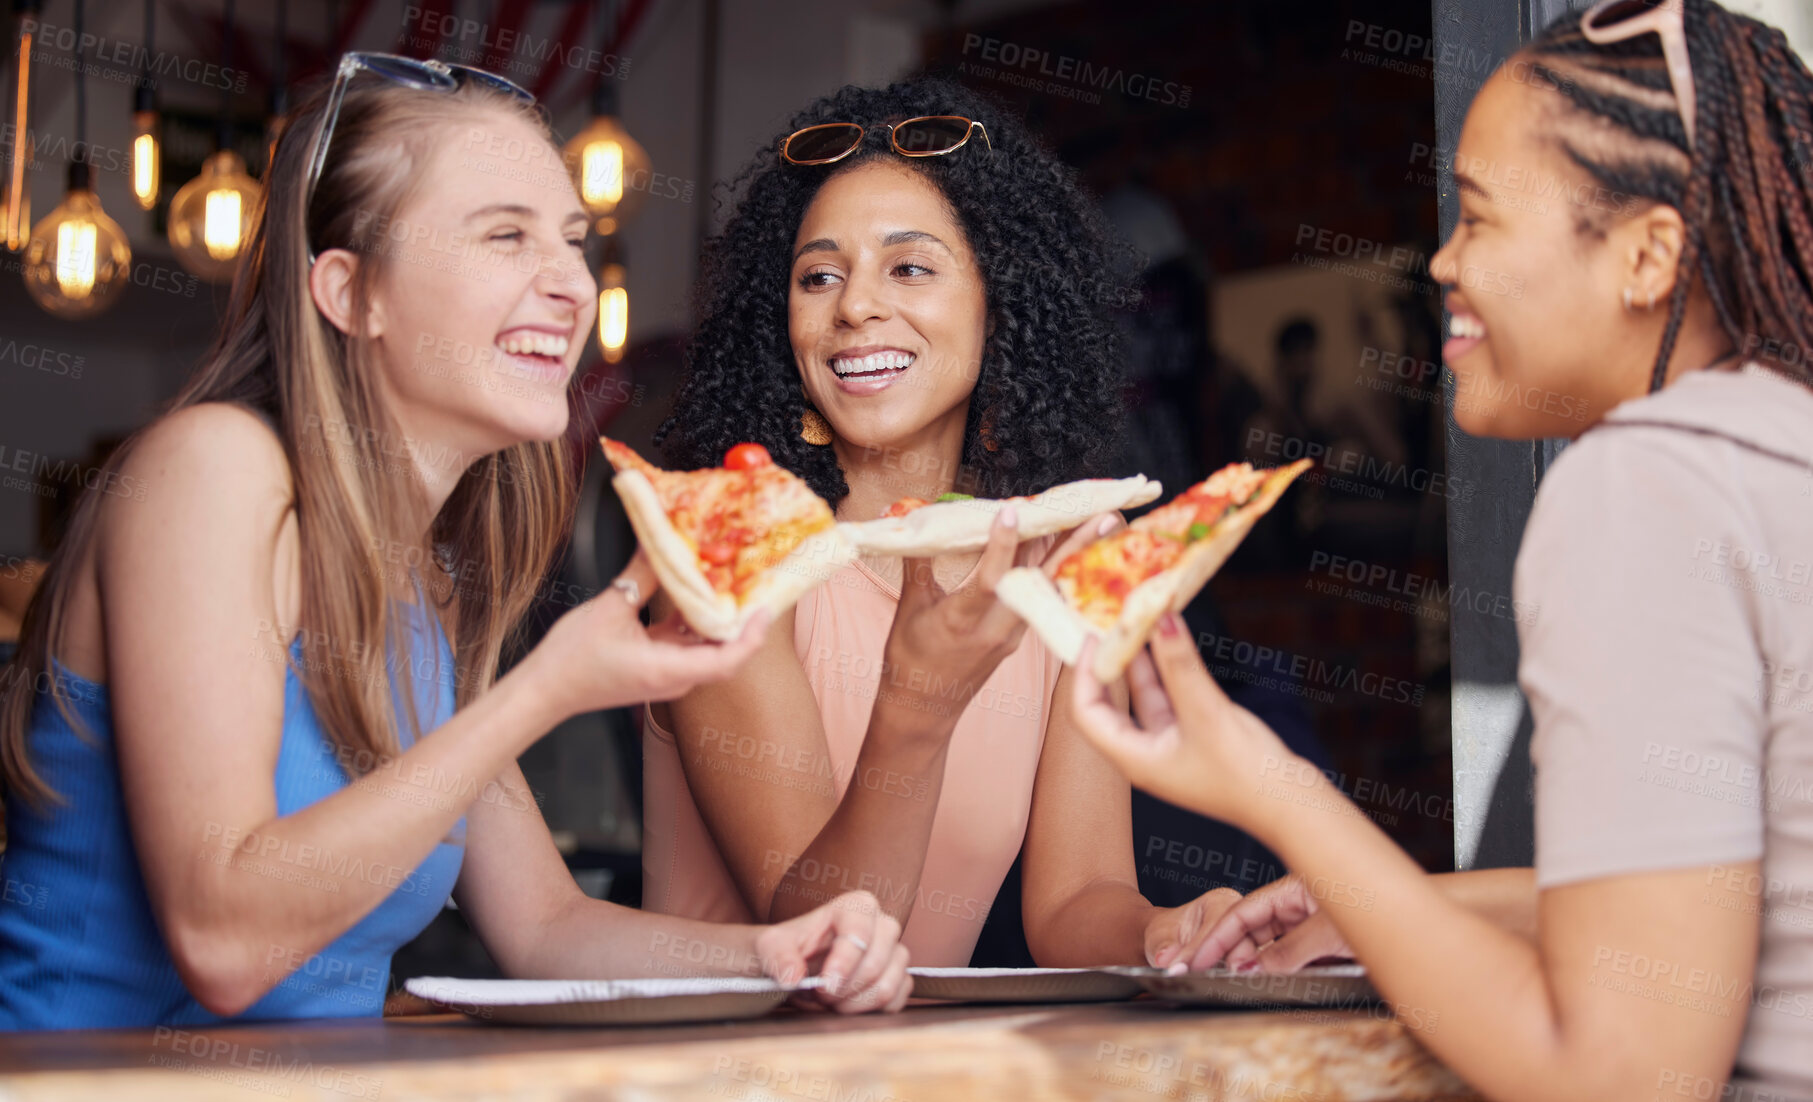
[1242,770,1589,1102]
[1025,878,1155,967]
[766,700,956,925]
[522,897,766,980]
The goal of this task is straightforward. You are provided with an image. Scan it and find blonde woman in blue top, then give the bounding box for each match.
[0,55,909,1028]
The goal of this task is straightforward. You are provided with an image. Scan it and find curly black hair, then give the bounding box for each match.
[656,77,1130,505]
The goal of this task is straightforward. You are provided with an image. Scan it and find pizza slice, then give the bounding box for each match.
[995,459,1313,681]
[843,476,1164,557]
[602,438,858,640]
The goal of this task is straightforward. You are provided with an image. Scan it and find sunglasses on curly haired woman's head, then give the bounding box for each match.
[779,116,992,166]
[302,52,539,262]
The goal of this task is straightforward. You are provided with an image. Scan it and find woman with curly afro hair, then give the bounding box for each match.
[642,76,1245,969]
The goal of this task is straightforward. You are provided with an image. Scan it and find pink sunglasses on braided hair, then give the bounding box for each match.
[1581,0,1697,147]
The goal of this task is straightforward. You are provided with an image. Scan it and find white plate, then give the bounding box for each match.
[907,967,1145,1003]
[1124,964,1377,1007]
[405,975,823,1026]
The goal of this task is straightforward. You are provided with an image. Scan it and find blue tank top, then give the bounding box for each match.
[0,601,467,1029]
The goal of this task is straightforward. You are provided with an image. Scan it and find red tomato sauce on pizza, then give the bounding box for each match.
[603,439,834,600]
[1054,463,1271,627]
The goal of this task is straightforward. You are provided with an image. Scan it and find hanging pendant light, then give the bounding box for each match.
[168,149,259,279]
[561,2,649,236]
[22,0,130,318]
[3,0,40,251]
[130,0,159,210]
[168,0,260,282]
[23,163,131,318]
[597,241,627,363]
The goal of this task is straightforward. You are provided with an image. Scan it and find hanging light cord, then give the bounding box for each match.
[273,0,286,103]
[218,0,234,151]
[141,0,153,89]
[73,0,85,151]
[592,0,618,115]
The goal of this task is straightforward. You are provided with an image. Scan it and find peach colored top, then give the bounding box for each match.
[641,547,1062,966]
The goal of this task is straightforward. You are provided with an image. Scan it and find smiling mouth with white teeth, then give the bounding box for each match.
[829,350,916,378]
[497,332,572,360]
[1450,315,1486,339]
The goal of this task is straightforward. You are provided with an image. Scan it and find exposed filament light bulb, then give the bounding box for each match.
[598,260,627,363]
[203,189,243,259]
[54,218,97,295]
[131,104,160,210]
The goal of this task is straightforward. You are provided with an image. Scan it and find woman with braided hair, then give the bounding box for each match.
[1064,2,1813,1100]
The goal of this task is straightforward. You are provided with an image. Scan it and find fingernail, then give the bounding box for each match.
[1158,612,1182,638]
[1235,960,1259,974]
[1165,961,1188,977]
[823,973,844,993]
[1000,505,1019,528]
[1097,515,1118,535]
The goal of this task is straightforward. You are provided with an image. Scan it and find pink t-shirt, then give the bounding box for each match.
[1519,365,1813,1096]
[641,549,1064,966]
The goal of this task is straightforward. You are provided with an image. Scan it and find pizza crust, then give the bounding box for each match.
[995,460,1311,681]
[613,469,858,641]
[612,469,735,634]
[993,569,1095,666]
[844,476,1163,557]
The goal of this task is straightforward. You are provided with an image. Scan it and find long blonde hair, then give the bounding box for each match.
[1,72,576,807]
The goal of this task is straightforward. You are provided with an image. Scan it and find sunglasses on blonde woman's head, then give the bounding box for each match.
[779,116,993,166]
[302,52,538,263]
[1581,0,1696,147]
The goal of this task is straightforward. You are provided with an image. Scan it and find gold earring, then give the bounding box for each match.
[800,406,833,445]
[978,408,1001,453]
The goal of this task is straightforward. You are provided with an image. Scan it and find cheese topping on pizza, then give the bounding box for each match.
[1053,463,1272,628]
[878,492,975,519]
[604,439,834,600]
[881,497,932,518]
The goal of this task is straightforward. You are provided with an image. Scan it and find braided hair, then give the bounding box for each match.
[1526,0,1813,392]
[658,77,1128,506]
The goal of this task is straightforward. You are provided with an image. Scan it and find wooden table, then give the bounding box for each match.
[0,1002,1480,1102]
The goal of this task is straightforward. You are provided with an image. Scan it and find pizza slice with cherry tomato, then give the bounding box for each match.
[602,438,857,640]
[844,476,1163,557]
[995,459,1312,680]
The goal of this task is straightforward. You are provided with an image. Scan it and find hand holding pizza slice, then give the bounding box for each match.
[602,438,858,641]
[994,460,1313,681]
